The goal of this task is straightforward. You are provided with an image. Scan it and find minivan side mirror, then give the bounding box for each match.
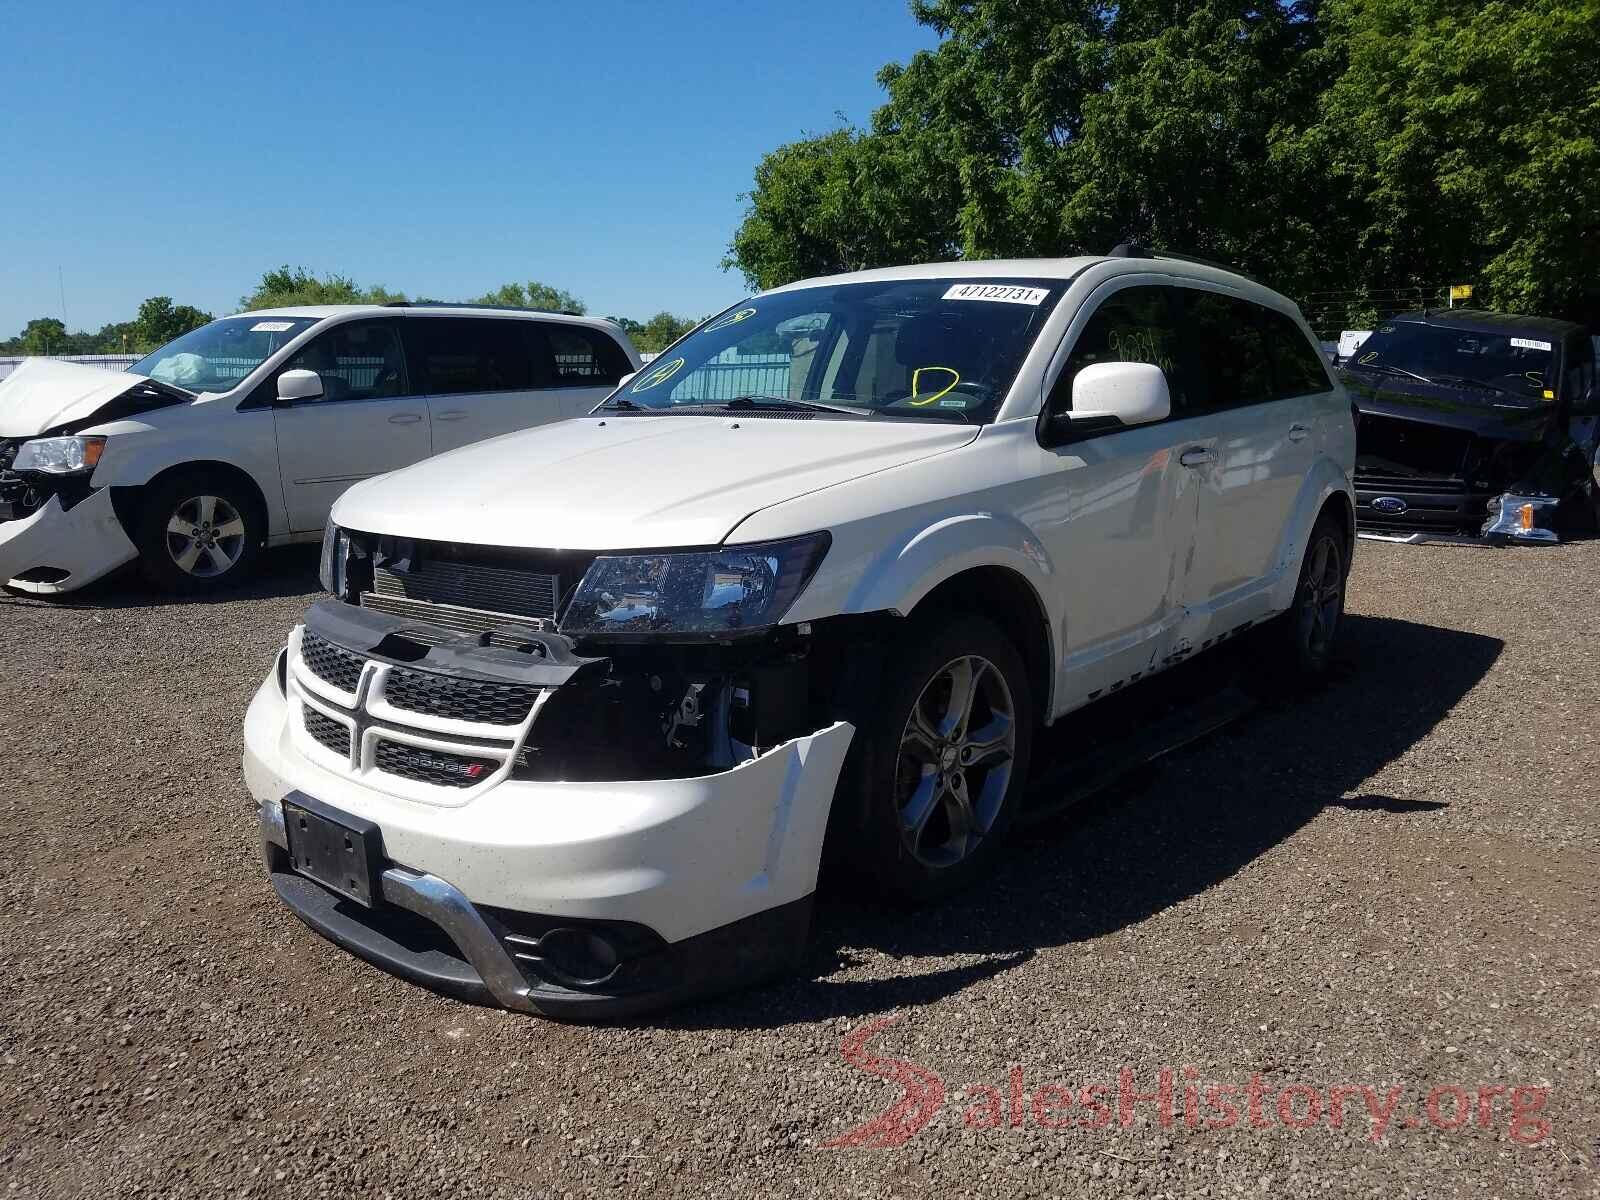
[1042,362,1171,446]
[617,371,637,389]
[277,369,325,404]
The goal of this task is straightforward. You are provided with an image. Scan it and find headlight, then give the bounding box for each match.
[561,533,830,639]
[319,522,348,597]
[11,436,106,475]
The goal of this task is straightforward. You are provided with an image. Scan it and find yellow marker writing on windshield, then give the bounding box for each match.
[908,366,961,407]
[631,357,685,392]
[705,307,757,333]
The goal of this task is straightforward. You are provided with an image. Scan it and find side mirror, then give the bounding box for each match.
[617,371,637,389]
[1043,362,1171,446]
[277,369,324,404]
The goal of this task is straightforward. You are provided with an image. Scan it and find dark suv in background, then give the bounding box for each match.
[1341,310,1598,543]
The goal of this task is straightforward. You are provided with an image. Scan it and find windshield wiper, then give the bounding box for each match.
[597,396,648,411]
[1430,375,1523,397]
[1358,362,1436,384]
[720,395,873,417]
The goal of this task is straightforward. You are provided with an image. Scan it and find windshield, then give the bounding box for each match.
[605,278,1065,422]
[129,315,322,393]
[1347,322,1555,402]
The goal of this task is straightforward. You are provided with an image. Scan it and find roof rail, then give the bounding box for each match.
[382,301,584,316]
[1106,246,1273,291]
[1107,242,1151,259]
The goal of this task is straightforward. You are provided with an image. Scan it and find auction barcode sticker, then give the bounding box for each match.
[943,283,1051,306]
[1510,337,1552,351]
[250,321,297,333]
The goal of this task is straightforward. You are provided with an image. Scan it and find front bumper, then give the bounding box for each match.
[0,489,138,594]
[244,645,855,1018]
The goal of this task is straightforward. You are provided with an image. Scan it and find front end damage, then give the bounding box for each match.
[0,437,137,592]
[244,582,865,1019]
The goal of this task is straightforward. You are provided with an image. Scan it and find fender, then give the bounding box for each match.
[787,509,1061,713]
[85,412,289,539]
[1268,456,1355,614]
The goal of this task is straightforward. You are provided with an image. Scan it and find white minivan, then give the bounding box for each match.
[244,250,1357,1018]
[0,305,640,593]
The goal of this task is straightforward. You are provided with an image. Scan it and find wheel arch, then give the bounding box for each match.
[109,459,272,546]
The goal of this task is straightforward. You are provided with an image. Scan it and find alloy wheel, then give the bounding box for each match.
[895,654,1017,869]
[1297,534,1344,661]
[165,495,247,578]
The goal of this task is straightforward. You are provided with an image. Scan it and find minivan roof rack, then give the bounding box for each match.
[382,301,584,316]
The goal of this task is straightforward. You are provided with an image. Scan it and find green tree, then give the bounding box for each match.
[474,281,586,313]
[241,266,405,310]
[630,312,698,354]
[133,296,213,351]
[1296,0,1600,318]
[19,317,68,355]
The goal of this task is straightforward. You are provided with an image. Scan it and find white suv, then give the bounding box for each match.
[243,250,1356,1018]
[0,305,640,594]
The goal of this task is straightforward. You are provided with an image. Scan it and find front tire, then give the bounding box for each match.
[832,612,1034,904]
[132,471,263,594]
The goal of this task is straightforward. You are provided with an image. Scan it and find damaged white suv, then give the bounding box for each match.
[0,306,638,594]
[244,250,1357,1018]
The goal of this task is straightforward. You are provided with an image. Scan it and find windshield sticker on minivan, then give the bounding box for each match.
[942,284,1050,306]
[908,366,961,407]
[631,357,685,392]
[250,321,297,333]
[704,307,757,332]
[1511,337,1552,352]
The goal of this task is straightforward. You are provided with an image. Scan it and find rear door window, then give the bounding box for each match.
[1260,307,1333,398]
[1181,290,1275,411]
[404,318,540,395]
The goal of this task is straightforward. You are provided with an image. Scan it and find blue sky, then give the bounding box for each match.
[0,1,938,337]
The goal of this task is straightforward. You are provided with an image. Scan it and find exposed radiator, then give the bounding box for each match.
[372,559,561,621]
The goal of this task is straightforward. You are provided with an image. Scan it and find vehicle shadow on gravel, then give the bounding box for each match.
[0,545,321,609]
[662,613,1503,1031]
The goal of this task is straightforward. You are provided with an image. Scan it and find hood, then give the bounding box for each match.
[335,414,978,549]
[1341,367,1558,444]
[0,358,189,438]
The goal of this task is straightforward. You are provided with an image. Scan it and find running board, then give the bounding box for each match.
[1020,685,1258,827]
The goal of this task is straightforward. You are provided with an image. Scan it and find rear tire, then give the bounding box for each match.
[1253,510,1347,686]
[132,470,263,594]
[830,612,1034,904]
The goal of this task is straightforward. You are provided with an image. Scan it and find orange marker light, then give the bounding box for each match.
[82,437,106,469]
[1519,503,1534,531]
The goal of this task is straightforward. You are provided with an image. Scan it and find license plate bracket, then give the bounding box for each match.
[282,791,383,907]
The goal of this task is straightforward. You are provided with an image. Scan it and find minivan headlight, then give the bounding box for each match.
[12,436,106,475]
[561,533,830,638]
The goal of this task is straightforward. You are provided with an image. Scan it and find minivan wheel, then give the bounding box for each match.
[133,471,263,594]
[832,613,1033,904]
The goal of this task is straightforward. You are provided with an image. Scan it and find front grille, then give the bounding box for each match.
[373,559,561,621]
[382,667,538,726]
[300,631,365,693]
[374,739,496,789]
[1355,414,1472,481]
[303,706,352,758]
[360,592,555,648]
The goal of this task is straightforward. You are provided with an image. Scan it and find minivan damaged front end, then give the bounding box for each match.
[244,536,862,1018]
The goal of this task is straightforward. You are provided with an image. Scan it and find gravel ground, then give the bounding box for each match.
[1,539,1596,1198]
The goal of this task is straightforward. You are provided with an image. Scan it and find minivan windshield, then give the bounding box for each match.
[129,315,322,394]
[1346,322,1555,403]
[602,278,1065,423]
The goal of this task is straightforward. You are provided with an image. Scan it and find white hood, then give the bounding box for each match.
[0,358,167,438]
[335,415,978,549]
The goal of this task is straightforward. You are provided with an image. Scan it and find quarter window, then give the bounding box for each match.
[543,324,630,388]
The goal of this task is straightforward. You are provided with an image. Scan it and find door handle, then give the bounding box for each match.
[1288,423,1311,442]
[387,413,423,425]
[435,410,469,422]
[1179,447,1215,468]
